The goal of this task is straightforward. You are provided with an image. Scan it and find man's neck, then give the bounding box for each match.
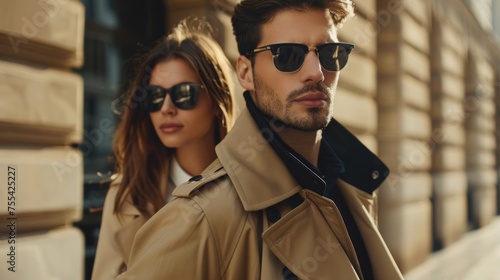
[272,122,323,167]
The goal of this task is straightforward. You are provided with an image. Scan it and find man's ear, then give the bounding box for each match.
[236,55,255,91]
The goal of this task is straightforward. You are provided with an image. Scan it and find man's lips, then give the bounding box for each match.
[159,122,183,133]
[294,92,327,107]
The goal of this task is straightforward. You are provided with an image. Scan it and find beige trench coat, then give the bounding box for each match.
[92,174,173,279]
[117,109,403,280]
[92,179,147,280]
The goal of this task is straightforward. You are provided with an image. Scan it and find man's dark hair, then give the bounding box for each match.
[231,0,354,55]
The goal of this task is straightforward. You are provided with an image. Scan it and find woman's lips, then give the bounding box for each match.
[159,123,183,133]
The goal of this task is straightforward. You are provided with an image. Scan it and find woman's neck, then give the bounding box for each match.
[273,124,323,167]
[174,139,217,176]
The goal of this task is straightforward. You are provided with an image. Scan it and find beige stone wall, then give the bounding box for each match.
[497,69,500,217]
[376,0,433,273]
[337,0,379,151]
[0,0,85,279]
[0,0,84,68]
[375,0,499,274]
[465,49,497,228]
[430,13,468,249]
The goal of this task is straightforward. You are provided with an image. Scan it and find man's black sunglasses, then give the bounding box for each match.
[143,83,203,111]
[246,42,355,73]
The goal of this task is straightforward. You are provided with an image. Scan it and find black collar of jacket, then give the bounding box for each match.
[244,91,389,194]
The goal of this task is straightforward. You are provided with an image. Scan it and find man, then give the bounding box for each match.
[117,0,403,279]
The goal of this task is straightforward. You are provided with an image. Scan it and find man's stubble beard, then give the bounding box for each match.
[253,74,335,131]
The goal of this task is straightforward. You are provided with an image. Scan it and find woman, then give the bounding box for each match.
[91,18,235,279]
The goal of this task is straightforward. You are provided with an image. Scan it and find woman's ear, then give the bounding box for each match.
[236,56,254,91]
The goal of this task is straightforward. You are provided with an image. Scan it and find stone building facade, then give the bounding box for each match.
[0,0,86,279]
[0,0,498,279]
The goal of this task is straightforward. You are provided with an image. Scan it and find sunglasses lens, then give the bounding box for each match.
[146,84,201,112]
[171,84,201,110]
[148,87,166,112]
[319,44,350,72]
[273,45,306,72]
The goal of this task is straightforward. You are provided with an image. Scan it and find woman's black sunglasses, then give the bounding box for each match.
[246,42,354,73]
[143,83,203,112]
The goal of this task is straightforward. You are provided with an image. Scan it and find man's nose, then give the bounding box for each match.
[300,51,325,83]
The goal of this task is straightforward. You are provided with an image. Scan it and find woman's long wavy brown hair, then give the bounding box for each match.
[112,18,235,218]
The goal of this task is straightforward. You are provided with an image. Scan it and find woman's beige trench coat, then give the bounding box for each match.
[92,179,147,279]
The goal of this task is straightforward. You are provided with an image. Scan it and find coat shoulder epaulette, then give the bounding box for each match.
[173,159,227,198]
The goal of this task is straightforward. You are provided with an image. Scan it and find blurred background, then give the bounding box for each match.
[0,0,499,279]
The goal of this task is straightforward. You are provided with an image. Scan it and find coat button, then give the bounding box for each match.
[282,267,298,280]
[266,206,281,223]
[189,175,203,182]
[372,170,379,180]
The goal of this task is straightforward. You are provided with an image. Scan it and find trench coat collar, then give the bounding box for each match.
[216,91,389,211]
[216,109,301,210]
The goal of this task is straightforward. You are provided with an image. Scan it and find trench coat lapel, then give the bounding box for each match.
[262,189,361,280]
[338,180,403,279]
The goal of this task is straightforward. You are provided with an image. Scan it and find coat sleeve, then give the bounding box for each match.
[92,186,126,280]
[116,197,221,280]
